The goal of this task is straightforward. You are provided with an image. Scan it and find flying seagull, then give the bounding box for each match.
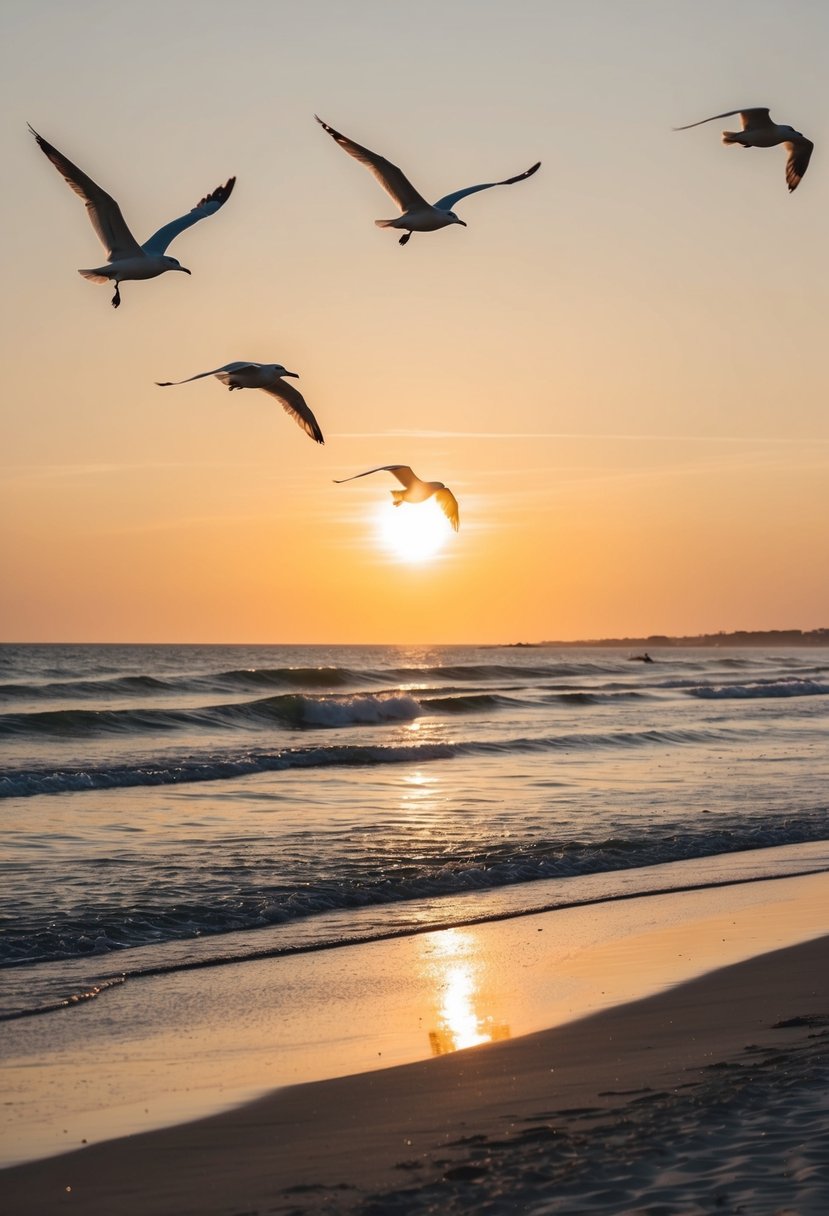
[316,116,540,245]
[674,108,814,192]
[29,125,235,307]
[334,465,459,529]
[156,362,324,444]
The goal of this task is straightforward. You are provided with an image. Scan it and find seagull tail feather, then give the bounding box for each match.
[78,268,110,284]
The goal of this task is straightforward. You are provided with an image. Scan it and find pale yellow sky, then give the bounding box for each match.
[1,0,828,642]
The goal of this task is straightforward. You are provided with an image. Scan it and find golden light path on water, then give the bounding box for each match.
[424,927,511,1055]
[375,499,453,563]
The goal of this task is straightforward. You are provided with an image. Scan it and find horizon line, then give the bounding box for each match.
[2,628,828,648]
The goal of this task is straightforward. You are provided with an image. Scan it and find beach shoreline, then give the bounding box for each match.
[3,874,828,1215]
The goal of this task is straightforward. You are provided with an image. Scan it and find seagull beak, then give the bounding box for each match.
[283,371,300,378]
[179,266,192,275]
[456,218,467,227]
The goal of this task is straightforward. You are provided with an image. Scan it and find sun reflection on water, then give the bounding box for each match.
[424,928,510,1056]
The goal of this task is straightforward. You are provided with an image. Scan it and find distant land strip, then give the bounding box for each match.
[508,629,829,648]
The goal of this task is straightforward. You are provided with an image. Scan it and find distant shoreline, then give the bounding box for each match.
[507,629,829,648]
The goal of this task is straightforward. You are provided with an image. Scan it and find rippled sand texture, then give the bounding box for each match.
[354,1019,829,1216]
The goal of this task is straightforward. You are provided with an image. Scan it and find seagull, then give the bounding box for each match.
[334,465,459,529]
[674,108,814,192]
[29,125,235,307]
[316,116,540,245]
[156,362,324,444]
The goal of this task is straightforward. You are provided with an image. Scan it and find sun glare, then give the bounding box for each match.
[376,499,451,563]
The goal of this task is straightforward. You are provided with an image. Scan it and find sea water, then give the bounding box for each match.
[1,642,828,1023]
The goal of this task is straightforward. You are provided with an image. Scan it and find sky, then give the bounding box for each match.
[1,0,828,644]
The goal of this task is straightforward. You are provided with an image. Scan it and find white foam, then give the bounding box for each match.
[296,693,424,727]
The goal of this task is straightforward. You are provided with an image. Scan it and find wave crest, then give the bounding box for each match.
[2,813,827,983]
[687,678,829,700]
[0,723,752,799]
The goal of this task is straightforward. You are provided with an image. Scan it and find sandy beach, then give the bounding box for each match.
[3,873,828,1215]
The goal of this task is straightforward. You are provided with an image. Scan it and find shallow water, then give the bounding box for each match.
[2,870,826,1168]
[1,642,828,1020]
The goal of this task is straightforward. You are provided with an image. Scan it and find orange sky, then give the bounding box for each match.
[1,1,828,643]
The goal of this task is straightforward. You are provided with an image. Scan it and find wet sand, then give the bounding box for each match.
[2,885,827,1214]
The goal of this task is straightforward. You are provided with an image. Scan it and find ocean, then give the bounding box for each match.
[1,642,828,1025]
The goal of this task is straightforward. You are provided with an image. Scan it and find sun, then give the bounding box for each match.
[376,498,451,563]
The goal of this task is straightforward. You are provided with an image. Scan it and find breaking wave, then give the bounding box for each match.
[0,689,519,740]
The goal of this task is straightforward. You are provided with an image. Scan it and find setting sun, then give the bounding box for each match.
[375,499,453,563]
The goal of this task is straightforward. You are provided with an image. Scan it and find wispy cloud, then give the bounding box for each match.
[331,430,829,445]
[0,461,317,489]
[1,462,195,480]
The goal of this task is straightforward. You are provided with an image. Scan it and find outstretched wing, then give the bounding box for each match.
[673,108,772,132]
[261,379,324,445]
[434,487,459,531]
[333,464,416,486]
[155,364,245,387]
[433,161,541,212]
[316,117,428,212]
[784,136,813,192]
[142,178,236,254]
[29,125,141,259]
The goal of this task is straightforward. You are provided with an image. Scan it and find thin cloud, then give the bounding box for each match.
[332,430,829,445]
[0,461,318,487]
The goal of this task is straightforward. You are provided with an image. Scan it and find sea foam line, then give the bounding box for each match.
[4,813,827,974]
[3,863,826,1024]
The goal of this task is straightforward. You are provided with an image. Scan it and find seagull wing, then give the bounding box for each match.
[434,487,460,531]
[211,363,262,385]
[155,364,245,387]
[29,125,142,259]
[261,379,325,445]
[333,465,417,486]
[738,108,775,131]
[784,136,813,192]
[673,108,771,132]
[433,161,541,212]
[315,117,428,212]
[142,178,236,255]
